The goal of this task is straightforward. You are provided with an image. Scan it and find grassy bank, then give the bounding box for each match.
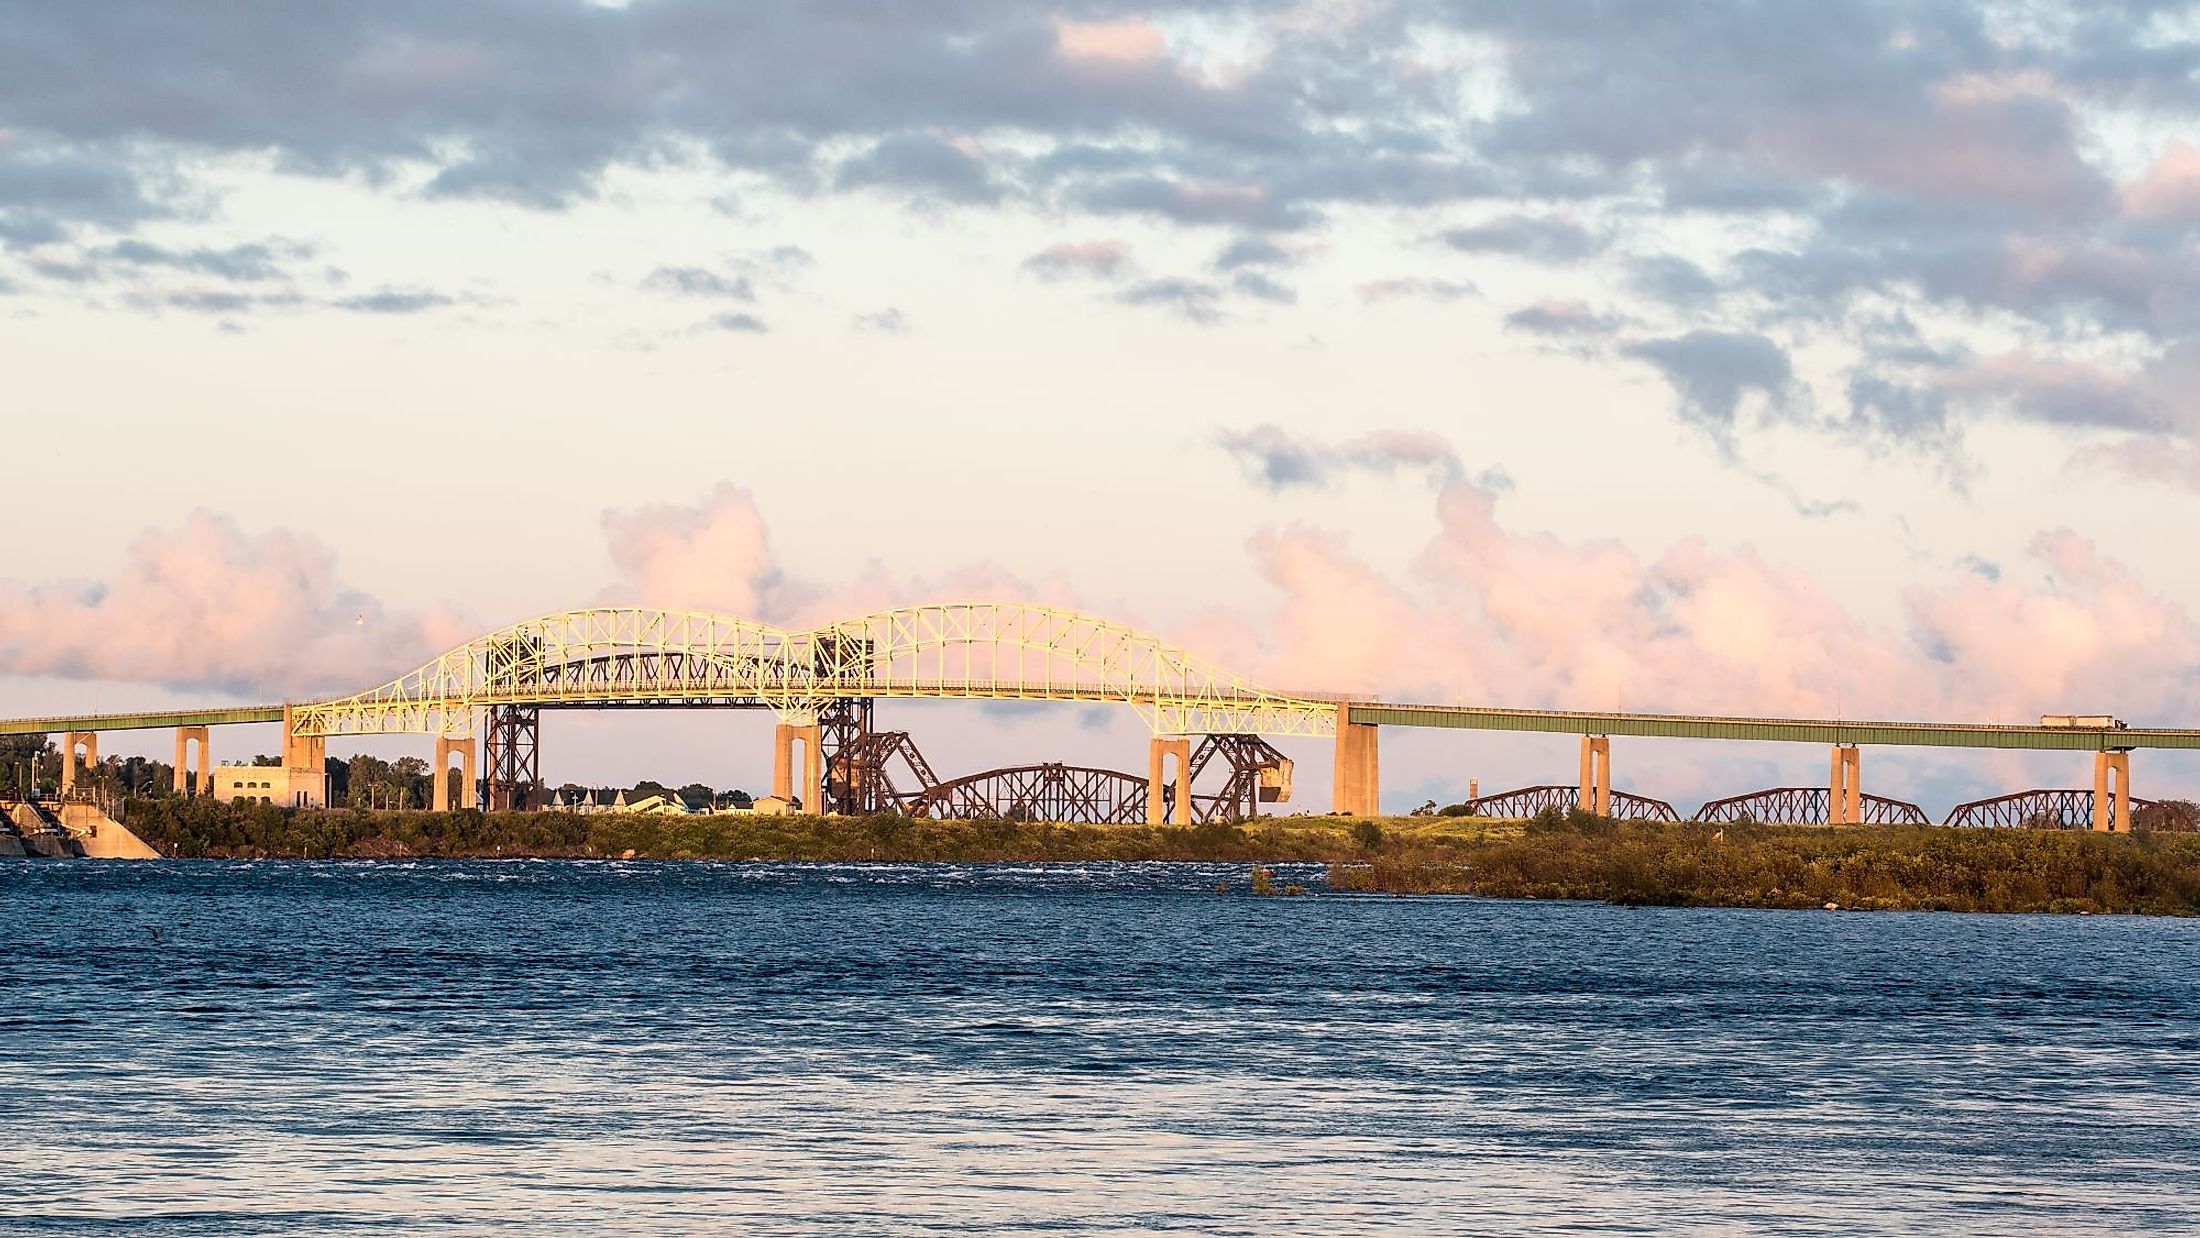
[117,799,2200,915]
[1327,812,2200,915]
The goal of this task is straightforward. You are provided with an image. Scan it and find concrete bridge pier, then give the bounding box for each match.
[433,736,477,812]
[773,723,821,810]
[1577,736,1611,815]
[281,705,328,808]
[1146,736,1191,825]
[1331,704,1380,816]
[60,731,97,795]
[1828,745,1861,824]
[173,726,210,797]
[2093,751,2132,831]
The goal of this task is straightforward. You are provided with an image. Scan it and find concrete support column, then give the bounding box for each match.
[773,723,821,810]
[173,726,210,797]
[433,736,478,812]
[1146,736,1192,825]
[1828,745,1861,824]
[1577,736,1611,815]
[1331,703,1381,816]
[2093,751,2132,832]
[281,705,327,808]
[60,731,97,795]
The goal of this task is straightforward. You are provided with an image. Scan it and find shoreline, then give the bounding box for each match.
[71,798,2200,917]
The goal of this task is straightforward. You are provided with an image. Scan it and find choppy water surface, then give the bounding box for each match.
[2,862,2197,1234]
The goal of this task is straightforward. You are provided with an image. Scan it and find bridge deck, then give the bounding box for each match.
[0,706,285,736]
[1350,704,2198,750]
[5,697,2197,752]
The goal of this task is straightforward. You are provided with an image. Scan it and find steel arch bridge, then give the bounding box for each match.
[288,603,1340,740]
[1694,786,1930,825]
[1458,784,1680,822]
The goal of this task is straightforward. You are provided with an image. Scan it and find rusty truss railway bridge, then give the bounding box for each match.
[3,602,2196,832]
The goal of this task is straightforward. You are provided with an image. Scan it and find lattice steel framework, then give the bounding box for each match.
[1459,784,1680,822]
[907,763,1228,825]
[1942,788,2158,829]
[818,701,943,816]
[1189,734,1293,822]
[1694,786,1930,825]
[287,604,1338,740]
[483,706,540,812]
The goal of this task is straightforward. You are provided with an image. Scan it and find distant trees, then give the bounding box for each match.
[0,735,54,796]
[345,754,435,809]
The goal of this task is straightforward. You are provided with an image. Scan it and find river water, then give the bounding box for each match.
[1,862,2196,1234]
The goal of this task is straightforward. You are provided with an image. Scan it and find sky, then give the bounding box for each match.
[4,0,2200,814]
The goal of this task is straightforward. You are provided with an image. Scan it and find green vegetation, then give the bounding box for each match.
[1328,808,2200,915]
[114,799,2200,916]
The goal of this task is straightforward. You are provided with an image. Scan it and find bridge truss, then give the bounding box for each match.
[288,604,1339,740]
[1459,784,1680,822]
[1941,789,2159,829]
[1694,786,1930,825]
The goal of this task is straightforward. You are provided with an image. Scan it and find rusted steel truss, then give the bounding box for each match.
[907,763,1229,825]
[1941,788,2158,829]
[483,705,541,812]
[818,698,943,816]
[1188,734,1291,822]
[1694,786,1929,825]
[1460,784,1679,822]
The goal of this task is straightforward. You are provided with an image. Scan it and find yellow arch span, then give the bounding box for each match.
[288,603,1341,739]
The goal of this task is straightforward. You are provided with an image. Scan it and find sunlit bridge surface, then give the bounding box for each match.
[4,863,2198,1232]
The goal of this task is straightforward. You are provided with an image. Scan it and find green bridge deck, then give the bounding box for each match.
[1349,704,2200,751]
[3,700,2196,753]
[0,706,285,736]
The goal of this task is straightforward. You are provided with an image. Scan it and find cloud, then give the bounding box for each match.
[1116,276,1224,323]
[1233,476,2200,801]
[1054,18,1167,66]
[38,238,314,284]
[1624,255,1720,308]
[598,483,789,619]
[1228,270,1295,304]
[1022,240,1132,280]
[835,133,1003,206]
[853,307,908,334]
[1438,214,1601,263]
[701,311,768,333]
[643,266,755,301]
[1079,177,1309,231]
[1623,331,1795,444]
[1213,235,1295,270]
[2124,139,2200,222]
[1504,298,1624,337]
[331,288,455,314]
[0,512,471,695]
[1,0,2195,474]
[1217,424,1465,490]
[1356,277,1478,303]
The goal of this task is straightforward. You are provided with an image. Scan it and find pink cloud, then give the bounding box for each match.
[1229,477,2196,739]
[1054,18,1168,64]
[597,483,788,618]
[0,511,472,696]
[2123,139,2200,221]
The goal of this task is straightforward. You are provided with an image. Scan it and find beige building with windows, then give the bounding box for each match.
[214,765,315,807]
